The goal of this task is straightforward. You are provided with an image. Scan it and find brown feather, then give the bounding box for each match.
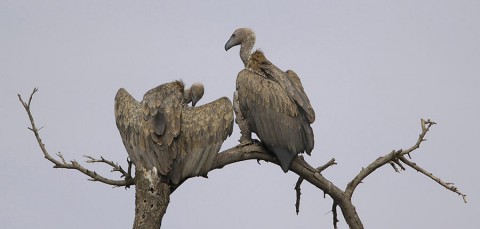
[226,28,315,172]
[115,81,233,184]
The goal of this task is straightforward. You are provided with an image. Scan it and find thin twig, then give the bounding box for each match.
[294,176,304,215]
[399,156,467,203]
[295,158,336,214]
[85,155,131,179]
[18,88,134,187]
[317,158,337,172]
[332,202,339,229]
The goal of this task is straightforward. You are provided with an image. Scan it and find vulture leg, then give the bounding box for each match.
[234,91,253,145]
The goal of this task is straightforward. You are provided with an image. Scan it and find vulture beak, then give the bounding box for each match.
[224,40,232,51]
[192,96,200,107]
[190,83,204,107]
[225,36,238,51]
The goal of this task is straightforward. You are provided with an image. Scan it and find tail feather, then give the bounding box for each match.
[268,146,297,172]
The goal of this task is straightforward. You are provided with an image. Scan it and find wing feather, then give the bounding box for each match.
[171,97,234,184]
[140,82,184,175]
[114,88,151,169]
[115,82,184,176]
[237,69,314,156]
[116,82,234,184]
[251,51,315,123]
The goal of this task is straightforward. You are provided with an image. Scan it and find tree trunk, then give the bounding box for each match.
[133,168,170,229]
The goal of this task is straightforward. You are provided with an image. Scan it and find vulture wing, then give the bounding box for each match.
[114,88,148,168]
[236,69,314,171]
[286,70,305,93]
[250,51,315,124]
[114,81,184,176]
[170,97,234,184]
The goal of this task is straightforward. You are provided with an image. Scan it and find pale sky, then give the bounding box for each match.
[1,1,479,228]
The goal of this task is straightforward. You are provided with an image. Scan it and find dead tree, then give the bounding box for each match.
[19,88,466,229]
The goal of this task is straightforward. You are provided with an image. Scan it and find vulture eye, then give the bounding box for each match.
[231,34,236,38]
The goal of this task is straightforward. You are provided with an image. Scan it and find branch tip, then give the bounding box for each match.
[294,177,304,215]
[400,156,467,204]
[19,88,134,187]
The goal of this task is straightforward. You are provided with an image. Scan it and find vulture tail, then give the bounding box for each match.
[268,146,297,172]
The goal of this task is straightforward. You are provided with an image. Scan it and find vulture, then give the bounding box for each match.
[114,80,233,185]
[225,28,315,172]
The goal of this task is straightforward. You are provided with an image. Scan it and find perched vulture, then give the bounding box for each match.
[225,28,315,172]
[114,80,233,184]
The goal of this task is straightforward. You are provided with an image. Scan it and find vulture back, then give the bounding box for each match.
[115,81,184,176]
[115,81,234,184]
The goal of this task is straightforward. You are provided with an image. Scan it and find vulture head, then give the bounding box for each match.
[225,28,256,66]
[184,83,204,107]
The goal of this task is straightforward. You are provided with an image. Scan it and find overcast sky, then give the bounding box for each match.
[1,1,479,228]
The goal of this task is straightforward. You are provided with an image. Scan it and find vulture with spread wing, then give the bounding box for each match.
[114,80,233,184]
[225,28,315,172]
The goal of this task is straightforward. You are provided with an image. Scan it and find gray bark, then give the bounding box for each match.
[133,168,170,229]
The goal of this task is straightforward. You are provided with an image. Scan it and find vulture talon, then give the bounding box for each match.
[236,140,254,148]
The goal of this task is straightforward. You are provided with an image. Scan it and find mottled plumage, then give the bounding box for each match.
[286,70,305,94]
[115,81,233,184]
[226,28,315,172]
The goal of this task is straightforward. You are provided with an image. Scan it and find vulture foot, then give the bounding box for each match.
[235,138,259,148]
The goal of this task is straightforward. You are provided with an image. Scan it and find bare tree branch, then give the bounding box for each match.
[294,174,304,215]
[212,118,466,229]
[399,156,467,203]
[345,119,436,199]
[317,158,337,172]
[332,202,339,229]
[212,143,276,169]
[212,144,364,229]
[18,88,134,187]
[295,158,336,214]
[85,155,132,179]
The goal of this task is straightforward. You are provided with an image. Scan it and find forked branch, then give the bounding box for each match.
[344,119,466,204]
[213,144,364,229]
[18,88,134,187]
[295,158,337,214]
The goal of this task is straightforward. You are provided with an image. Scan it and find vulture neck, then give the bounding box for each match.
[240,33,256,67]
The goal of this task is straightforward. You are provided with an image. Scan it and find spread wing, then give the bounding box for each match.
[170,97,234,184]
[236,69,314,157]
[114,88,149,169]
[114,81,184,176]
